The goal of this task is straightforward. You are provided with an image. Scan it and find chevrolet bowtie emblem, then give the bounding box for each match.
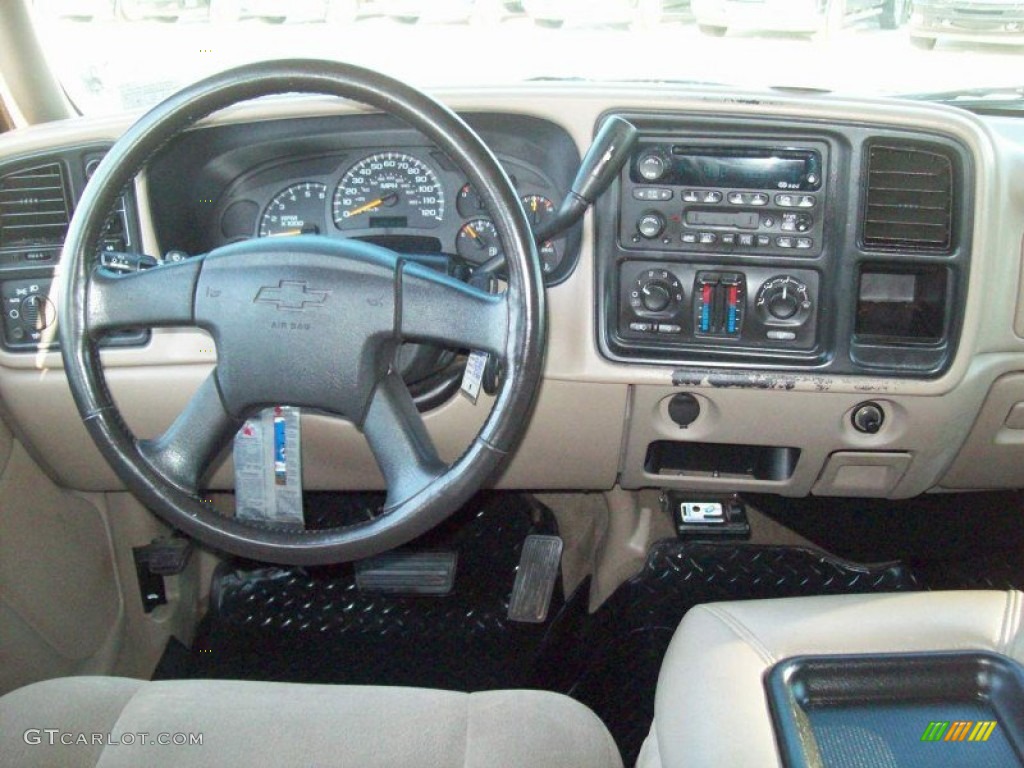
[255,280,330,311]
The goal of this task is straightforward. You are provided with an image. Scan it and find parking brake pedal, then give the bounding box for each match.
[355,551,458,595]
[132,537,193,613]
[664,492,751,540]
[508,535,563,624]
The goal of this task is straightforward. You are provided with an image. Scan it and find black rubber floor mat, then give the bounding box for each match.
[749,491,1024,563]
[568,541,921,765]
[168,494,574,692]
[154,503,1024,768]
[916,547,1024,591]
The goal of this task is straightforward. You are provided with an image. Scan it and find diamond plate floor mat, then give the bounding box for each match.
[565,541,921,765]
[165,493,575,692]
[154,512,1024,768]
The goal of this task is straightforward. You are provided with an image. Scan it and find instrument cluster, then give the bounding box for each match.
[219,146,572,279]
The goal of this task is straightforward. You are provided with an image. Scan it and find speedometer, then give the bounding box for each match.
[332,152,444,230]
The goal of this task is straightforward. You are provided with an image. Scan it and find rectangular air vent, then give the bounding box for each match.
[862,143,954,253]
[0,162,70,249]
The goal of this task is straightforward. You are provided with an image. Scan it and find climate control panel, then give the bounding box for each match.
[617,261,819,353]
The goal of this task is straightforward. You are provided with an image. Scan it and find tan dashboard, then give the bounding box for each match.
[0,85,1022,498]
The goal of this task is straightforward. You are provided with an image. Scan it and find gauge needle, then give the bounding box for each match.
[465,225,488,250]
[268,224,320,237]
[346,192,399,218]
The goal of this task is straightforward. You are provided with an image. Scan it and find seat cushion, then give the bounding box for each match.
[0,677,623,768]
[638,589,1024,768]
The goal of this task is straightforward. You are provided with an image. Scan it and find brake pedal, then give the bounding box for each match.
[508,535,563,624]
[354,551,457,596]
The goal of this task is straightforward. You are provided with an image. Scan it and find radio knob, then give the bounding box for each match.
[640,280,672,313]
[637,211,666,239]
[637,153,667,182]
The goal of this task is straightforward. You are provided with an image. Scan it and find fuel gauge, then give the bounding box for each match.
[456,219,504,264]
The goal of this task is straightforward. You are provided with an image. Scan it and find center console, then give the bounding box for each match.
[597,112,973,377]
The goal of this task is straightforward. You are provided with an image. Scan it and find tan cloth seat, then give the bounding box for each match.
[0,677,623,768]
[638,590,1024,768]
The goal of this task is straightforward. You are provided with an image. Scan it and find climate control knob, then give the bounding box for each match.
[757,276,812,323]
[630,268,684,317]
[767,292,800,320]
[640,281,672,312]
[637,211,666,239]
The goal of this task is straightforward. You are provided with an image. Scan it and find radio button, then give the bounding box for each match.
[657,324,682,334]
[721,233,736,245]
[633,187,672,201]
[776,194,796,207]
[798,195,816,208]
[699,232,717,244]
[629,322,654,333]
[682,189,700,202]
[767,330,797,341]
[727,192,744,205]
[781,213,812,232]
[702,191,723,204]
[738,234,755,247]
[776,236,795,248]
[757,234,772,247]
[796,237,814,250]
[750,193,769,206]
[681,232,698,244]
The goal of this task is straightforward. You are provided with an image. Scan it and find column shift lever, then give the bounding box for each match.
[475,115,639,278]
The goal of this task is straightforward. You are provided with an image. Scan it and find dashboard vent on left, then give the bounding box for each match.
[862,143,954,253]
[0,162,70,249]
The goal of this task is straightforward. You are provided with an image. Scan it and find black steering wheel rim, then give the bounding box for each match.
[58,59,545,565]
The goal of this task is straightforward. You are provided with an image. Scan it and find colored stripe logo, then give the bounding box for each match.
[921,721,998,742]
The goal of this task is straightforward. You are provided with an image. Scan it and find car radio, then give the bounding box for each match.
[619,140,828,257]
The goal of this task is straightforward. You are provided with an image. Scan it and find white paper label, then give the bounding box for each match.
[234,406,303,527]
[460,350,488,404]
[680,502,725,524]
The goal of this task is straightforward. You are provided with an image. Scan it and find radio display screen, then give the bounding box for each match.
[656,147,821,191]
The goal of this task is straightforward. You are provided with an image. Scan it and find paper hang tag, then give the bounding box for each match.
[460,350,488,404]
[233,406,304,528]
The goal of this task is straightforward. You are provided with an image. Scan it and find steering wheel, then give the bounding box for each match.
[58,60,545,565]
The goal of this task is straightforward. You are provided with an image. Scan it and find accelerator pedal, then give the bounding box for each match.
[355,551,458,596]
[508,535,563,623]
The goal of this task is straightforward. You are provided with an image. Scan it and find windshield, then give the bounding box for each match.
[27,0,1024,115]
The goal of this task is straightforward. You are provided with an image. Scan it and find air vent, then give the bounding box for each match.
[0,163,70,249]
[862,143,954,253]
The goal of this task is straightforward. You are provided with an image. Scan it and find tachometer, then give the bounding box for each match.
[333,152,444,230]
[258,182,327,238]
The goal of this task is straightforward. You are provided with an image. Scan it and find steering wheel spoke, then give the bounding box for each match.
[363,371,447,512]
[137,371,242,494]
[399,261,508,357]
[87,258,201,335]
